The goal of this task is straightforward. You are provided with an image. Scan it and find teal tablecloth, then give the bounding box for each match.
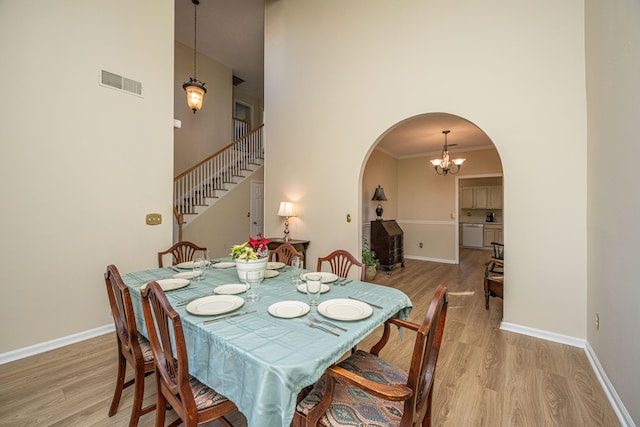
[123,263,412,427]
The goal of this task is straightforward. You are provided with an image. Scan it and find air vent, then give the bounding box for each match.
[232,75,245,86]
[100,70,143,97]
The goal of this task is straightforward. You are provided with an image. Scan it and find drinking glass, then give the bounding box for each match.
[305,273,322,306]
[245,270,263,302]
[291,257,303,287]
[192,256,205,281]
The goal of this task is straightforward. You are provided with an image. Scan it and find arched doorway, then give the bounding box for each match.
[361,112,503,265]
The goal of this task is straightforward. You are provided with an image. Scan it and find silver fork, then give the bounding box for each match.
[308,313,347,332]
[305,319,340,336]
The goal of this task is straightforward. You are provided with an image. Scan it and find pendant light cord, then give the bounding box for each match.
[193,0,199,81]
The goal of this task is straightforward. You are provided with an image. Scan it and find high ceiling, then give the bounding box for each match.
[175,0,265,101]
[175,2,496,158]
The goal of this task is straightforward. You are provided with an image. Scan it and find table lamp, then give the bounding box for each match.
[277,201,296,242]
[371,185,388,220]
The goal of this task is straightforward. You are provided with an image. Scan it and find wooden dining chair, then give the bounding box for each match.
[316,249,366,281]
[294,284,448,427]
[269,242,304,266]
[157,241,207,268]
[104,264,156,426]
[141,281,238,427]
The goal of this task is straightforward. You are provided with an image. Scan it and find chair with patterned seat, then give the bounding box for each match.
[104,264,156,426]
[158,241,207,268]
[294,284,448,427]
[141,281,238,427]
[316,249,365,281]
[269,242,304,266]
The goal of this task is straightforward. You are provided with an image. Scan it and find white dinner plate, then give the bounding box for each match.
[213,284,248,295]
[268,301,310,318]
[186,295,244,316]
[212,262,236,269]
[301,272,339,283]
[267,262,286,270]
[296,283,331,294]
[317,298,373,321]
[175,260,209,269]
[264,270,279,278]
[173,271,202,280]
[141,278,189,292]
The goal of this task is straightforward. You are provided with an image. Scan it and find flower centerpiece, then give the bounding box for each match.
[231,233,270,281]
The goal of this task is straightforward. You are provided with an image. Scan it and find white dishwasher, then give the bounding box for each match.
[462,223,484,248]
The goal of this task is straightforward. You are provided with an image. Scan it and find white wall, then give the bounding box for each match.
[0,0,174,353]
[265,1,587,338]
[586,0,640,423]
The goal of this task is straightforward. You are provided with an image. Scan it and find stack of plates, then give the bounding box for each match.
[213,284,248,295]
[268,301,310,318]
[267,262,286,270]
[141,278,189,292]
[301,272,339,283]
[317,298,373,321]
[186,295,244,316]
[212,262,236,269]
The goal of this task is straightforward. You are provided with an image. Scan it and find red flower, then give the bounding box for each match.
[248,232,270,251]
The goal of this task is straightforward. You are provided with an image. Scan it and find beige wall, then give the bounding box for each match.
[586,0,640,422]
[362,149,398,223]
[265,1,587,339]
[0,0,174,352]
[174,41,233,175]
[183,169,264,259]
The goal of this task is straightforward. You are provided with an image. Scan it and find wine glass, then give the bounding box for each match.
[244,270,263,302]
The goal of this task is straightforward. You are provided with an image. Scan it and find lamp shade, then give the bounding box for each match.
[277,201,296,217]
[371,186,388,201]
[183,80,206,113]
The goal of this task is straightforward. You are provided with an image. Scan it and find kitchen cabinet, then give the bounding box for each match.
[488,186,502,209]
[483,224,503,247]
[370,220,404,273]
[461,186,501,209]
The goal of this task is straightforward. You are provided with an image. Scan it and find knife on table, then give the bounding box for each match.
[203,310,256,324]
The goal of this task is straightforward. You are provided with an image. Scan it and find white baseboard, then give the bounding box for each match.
[500,321,586,348]
[501,322,634,427]
[584,342,636,427]
[404,255,457,264]
[0,324,114,365]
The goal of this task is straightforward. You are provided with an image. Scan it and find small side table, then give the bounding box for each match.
[267,238,310,268]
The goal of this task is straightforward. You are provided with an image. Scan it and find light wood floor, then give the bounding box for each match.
[0,249,620,426]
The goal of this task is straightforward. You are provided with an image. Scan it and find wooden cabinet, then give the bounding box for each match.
[483,225,503,248]
[461,186,501,209]
[370,220,404,273]
[488,186,502,209]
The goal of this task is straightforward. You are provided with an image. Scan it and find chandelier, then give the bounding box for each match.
[430,130,465,175]
[183,0,207,114]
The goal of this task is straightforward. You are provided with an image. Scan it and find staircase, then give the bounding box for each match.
[173,124,264,239]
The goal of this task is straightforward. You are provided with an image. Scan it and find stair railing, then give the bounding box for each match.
[173,124,264,221]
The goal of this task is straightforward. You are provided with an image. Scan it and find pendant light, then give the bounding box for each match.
[430,130,465,175]
[183,0,206,114]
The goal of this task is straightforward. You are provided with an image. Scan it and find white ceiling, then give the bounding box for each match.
[375,113,495,159]
[175,2,496,158]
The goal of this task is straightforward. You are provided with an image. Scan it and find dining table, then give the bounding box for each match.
[122,260,413,427]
